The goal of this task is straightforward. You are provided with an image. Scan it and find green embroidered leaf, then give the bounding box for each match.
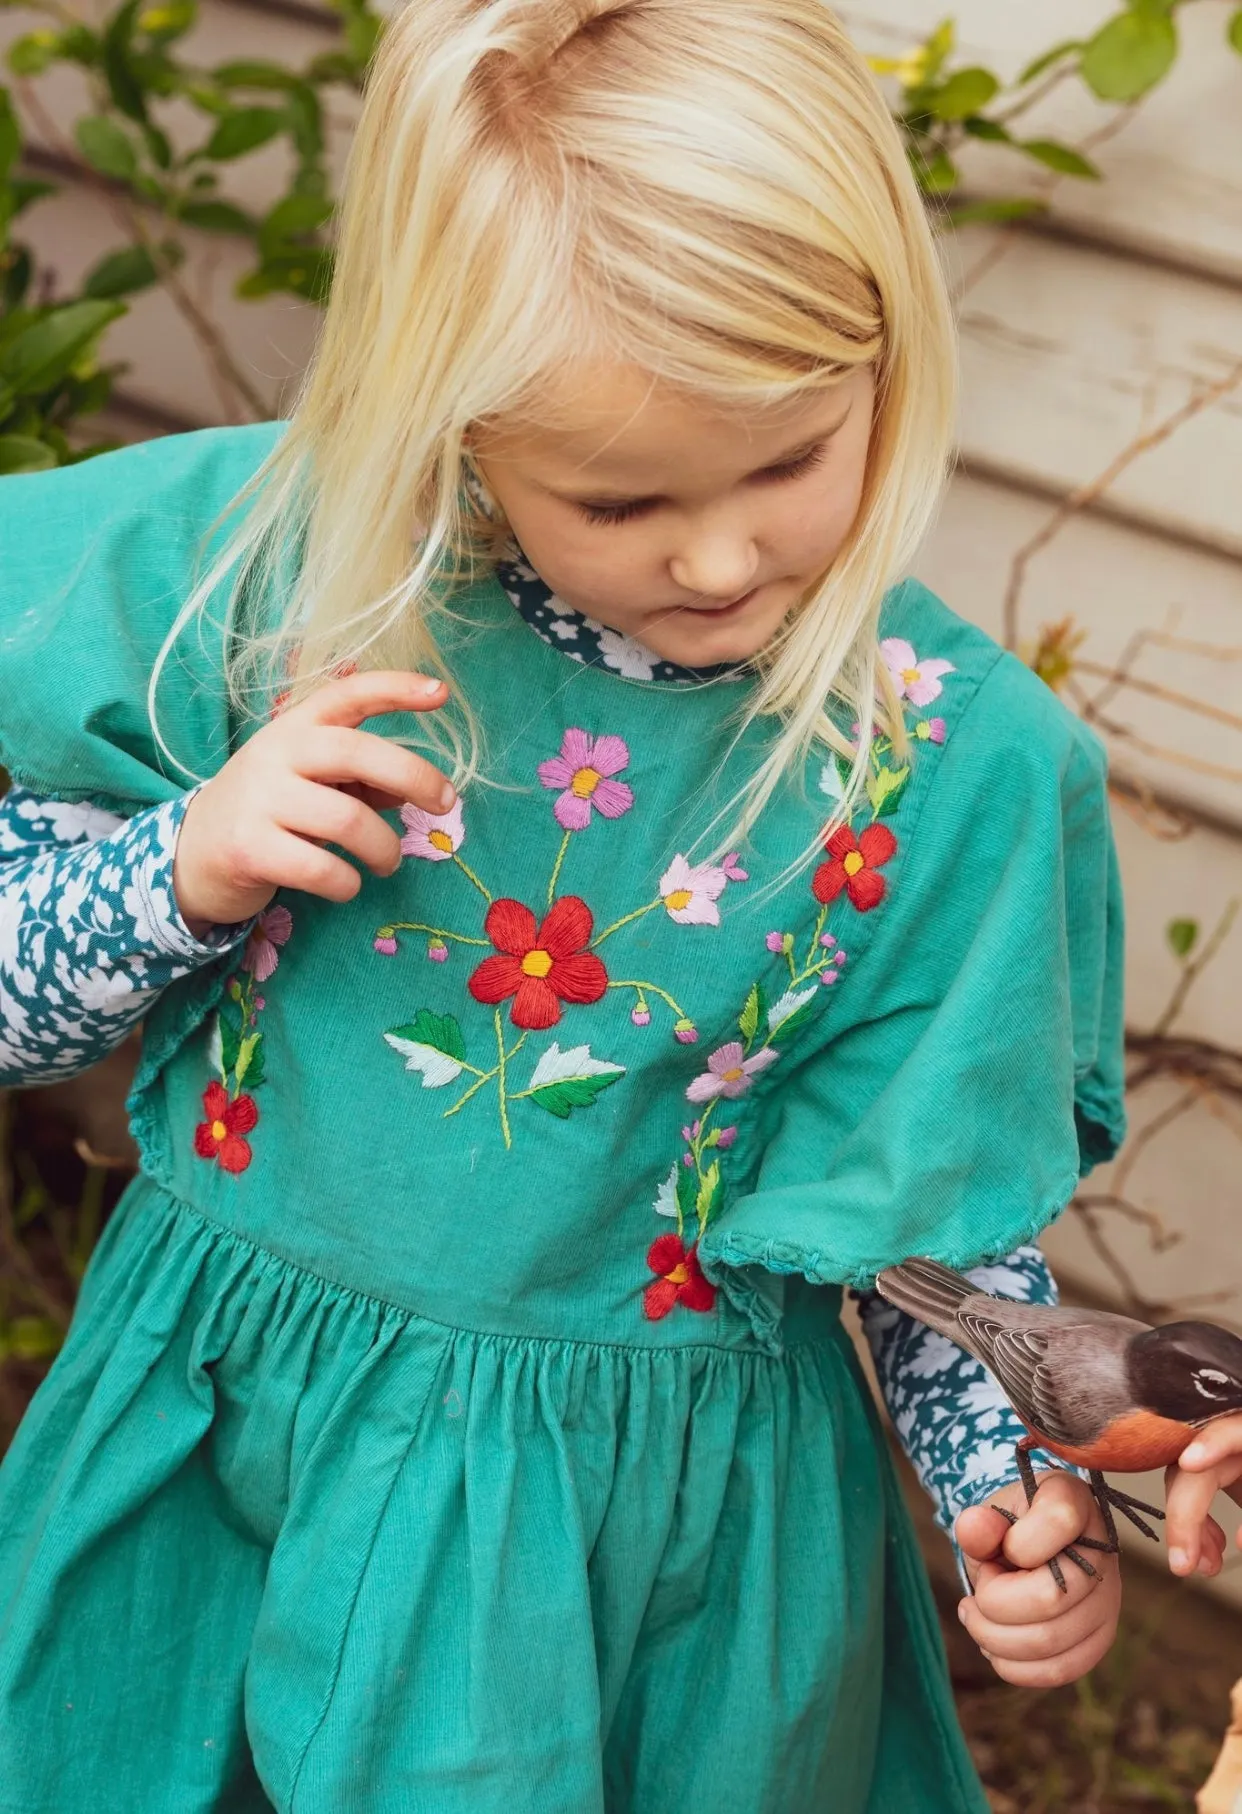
[865,764,909,819]
[654,1163,680,1219]
[738,981,765,1045]
[766,986,818,1050]
[235,1030,261,1087]
[404,1008,467,1062]
[695,1160,720,1227]
[218,999,242,1078]
[384,1024,465,1089]
[676,1163,699,1225]
[1166,918,1199,960]
[524,1043,625,1118]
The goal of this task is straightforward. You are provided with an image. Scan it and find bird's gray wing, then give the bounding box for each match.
[956,1309,1080,1446]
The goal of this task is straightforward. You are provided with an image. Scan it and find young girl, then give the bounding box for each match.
[0,2,1130,1807]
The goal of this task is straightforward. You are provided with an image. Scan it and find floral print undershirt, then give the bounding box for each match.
[0,570,1074,1568]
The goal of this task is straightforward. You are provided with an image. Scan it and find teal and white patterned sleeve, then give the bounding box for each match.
[0,786,250,1087]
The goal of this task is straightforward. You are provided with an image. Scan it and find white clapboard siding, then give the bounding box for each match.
[840,0,1242,283]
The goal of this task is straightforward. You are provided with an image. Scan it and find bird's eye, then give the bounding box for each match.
[1192,1368,1236,1399]
[1200,1368,1231,1383]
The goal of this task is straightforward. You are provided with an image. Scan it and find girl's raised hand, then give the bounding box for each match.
[954,1471,1122,1687]
[1164,1413,1242,1579]
[173,670,453,931]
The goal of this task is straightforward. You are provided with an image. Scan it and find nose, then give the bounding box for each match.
[669,528,760,605]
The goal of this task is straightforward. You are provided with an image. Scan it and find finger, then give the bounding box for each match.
[294,726,456,815]
[1196,1519,1227,1577]
[297,670,448,730]
[1178,1415,1242,1471]
[955,1503,1014,1564]
[1165,1466,1225,1574]
[982,1620,1116,1690]
[973,1547,1108,1625]
[274,777,403,878]
[245,826,365,905]
[999,1474,1101,1572]
[959,1585,1107,1664]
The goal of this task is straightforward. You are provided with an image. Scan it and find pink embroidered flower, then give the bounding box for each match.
[374,929,399,956]
[660,855,727,926]
[428,940,449,963]
[681,1121,701,1144]
[194,1083,258,1174]
[820,969,839,987]
[468,896,608,1031]
[401,799,465,862]
[812,824,897,913]
[716,1125,738,1149]
[242,905,293,983]
[643,1234,716,1320]
[673,1019,698,1045]
[631,1004,651,1027]
[722,853,749,882]
[538,730,634,832]
[765,930,787,954]
[820,932,836,949]
[880,639,955,707]
[915,717,947,745]
[685,1039,778,1104]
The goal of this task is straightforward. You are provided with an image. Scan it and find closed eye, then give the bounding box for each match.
[574,442,829,527]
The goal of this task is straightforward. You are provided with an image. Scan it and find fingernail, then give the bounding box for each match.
[1169,1547,1188,1573]
[423,679,443,698]
[957,1602,968,1624]
[1197,1554,1215,1575]
[439,783,456,811]
[1182,1443,1206,1465]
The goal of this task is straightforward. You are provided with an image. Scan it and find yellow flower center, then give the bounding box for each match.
[843,851,865,877]
[571,766,602,799]
[665,1263,690,1286]
[665,888,693,912]
[722,1066,745,1083]
[521,948,554,978]
[901,666,921,686]
[428,829,454,852]
[211,1120,227,1142]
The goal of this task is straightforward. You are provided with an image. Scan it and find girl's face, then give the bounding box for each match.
[468,359,877,669]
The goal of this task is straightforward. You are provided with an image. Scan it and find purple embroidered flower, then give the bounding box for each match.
[673,1018,699,1045]
[722,853,749,883]
[538,730,634,832]
[428,940,449,963]
[716,1126,738,1150]
[685,1039,779,1104]
[915,717,947,745]
[765,931,786,954]
[254,997,266,1012]
[631,1004,652,1027]
[880,639,956,707]
[660,855,727,927]
[243,905,293,982]
[401,799,465,862]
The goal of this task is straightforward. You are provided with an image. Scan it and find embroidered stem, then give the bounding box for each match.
[798,905,828,978]
[592,898,660,949]
[454,856,493,904]
[607,980,687,1020]
[547,831,572,909]
[494,1010,512,1150]
[382,920,490,948]
[443,1069,498,1117]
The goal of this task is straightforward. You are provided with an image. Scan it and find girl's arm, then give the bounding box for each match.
[853,1244,1072,1569]
[0,785,252,1088]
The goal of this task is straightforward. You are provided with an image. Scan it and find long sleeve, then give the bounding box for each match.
[854,1244,1084,1560]
[0,786,251,1087]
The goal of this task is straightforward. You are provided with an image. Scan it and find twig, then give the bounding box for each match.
[1110,1085,1201,1200]
[1151,900,1240,1040]
[1076,658,1242,737]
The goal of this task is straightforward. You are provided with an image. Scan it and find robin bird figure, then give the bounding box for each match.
[874,1256,1242,1592]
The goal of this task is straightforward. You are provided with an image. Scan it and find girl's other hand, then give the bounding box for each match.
[1164,1413,1242,1578]
[174,670,453,931]
[954,1471,1122,1687]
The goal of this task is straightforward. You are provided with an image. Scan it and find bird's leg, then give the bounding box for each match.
[1012,1439,1101,1593]
[1091,1476,1166,1544]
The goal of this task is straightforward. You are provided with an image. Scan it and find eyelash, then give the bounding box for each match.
[573,441,829,527]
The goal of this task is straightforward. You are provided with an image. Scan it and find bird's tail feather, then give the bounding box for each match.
[872,1256,973,1335]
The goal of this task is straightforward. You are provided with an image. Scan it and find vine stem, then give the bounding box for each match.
[607,979,687,1019]
[495,1011,512,1149]
[547,831,572,909]
[592,899,661,949]
[382,920,489,947]
[454,856,493,904]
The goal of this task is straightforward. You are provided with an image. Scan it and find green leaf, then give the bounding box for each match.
[141,120,173,169]
[75,115,138,181]
[766,985,818,1050]
[235,1029,261,1087]
[6,1315,63,1361]
[738,981,765,1046]
[397,1008,467,1063]
[695,1160,720,1227]
[524,1042,625,1119]
[1166,918,1198,960]
[0,88,18,181]
[344,10,383,67]
[83,239,182,298]
[1080,11,1177,102]
[307,50,363,86]
[865,764,909,818]
[203,107,286,161]
[961,116,1011,143]
[213,59,297,90]
[943,198,1048,228]
[236,247,333,303]
[1017,39,1084,85]
[0,300,125,397]
[10,177,58,216]
[102,0,149,121]
[0,434,56,473]
[6,31,59,77]
[675,1163,698,1226]
[180,198,254,235]
[285,84,323,160]
[1018,138,1101,179]
[929,66,999,121]
[1229,8,1242,54]
[921,19,956,83]
[137,2,197,41]
[217,999,242,1076]
[911,145,958,195]
[1,246,33,312]
[259,191,333,255]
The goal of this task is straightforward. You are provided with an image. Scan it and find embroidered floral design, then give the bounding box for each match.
[881,638,955,707]
[812,824,897,912]
[468,897,608,1030]
[538,730,634,831]
[644,1233,716,1320]
[195,905,294,1173]
[685,1039,778,1103]
[377,726,746,1149]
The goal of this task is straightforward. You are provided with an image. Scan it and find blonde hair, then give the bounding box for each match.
[153,0,957,854]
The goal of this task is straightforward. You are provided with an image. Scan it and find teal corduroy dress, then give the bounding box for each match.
[0,425,1126,1813]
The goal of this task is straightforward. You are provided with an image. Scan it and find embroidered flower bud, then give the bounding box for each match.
[722,853,749,882]
[914,717,947,745]
[682,1152,695,1168]
[834,951,847,966]
[631,1000,652,1027]
[820,932,836,949]
[427,939,449,964]
[820,969,839,987]
[765,931,785,954]
[681,1122,701,1144]
[717,1126,738,1149]
[254,997,265,1012]
[228,979,243,1001]
[373,930,399,956]
[673,1018,698,1045]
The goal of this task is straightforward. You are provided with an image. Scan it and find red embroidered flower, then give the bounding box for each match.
[468,896,608,1030]
[643,1234,716,1320]
[194,1082,258,1173]
[812,824,897,912]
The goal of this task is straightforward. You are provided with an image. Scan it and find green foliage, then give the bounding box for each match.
[1166,918,1199,960]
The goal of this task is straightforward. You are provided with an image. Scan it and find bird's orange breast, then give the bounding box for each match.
[1027,1409,1197,1472]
